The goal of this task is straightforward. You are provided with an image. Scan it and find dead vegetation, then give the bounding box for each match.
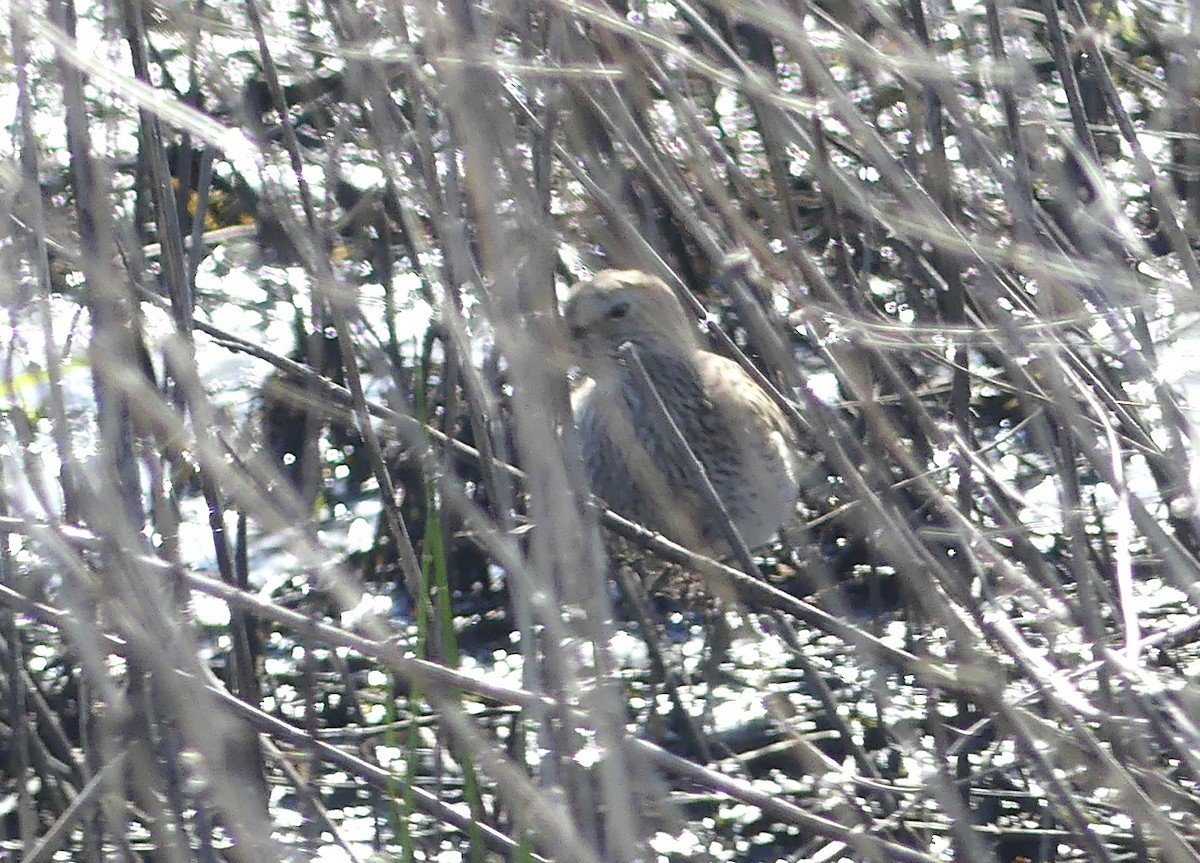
[2,0,1200,861]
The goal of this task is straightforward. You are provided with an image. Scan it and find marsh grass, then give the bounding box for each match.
[2,0,1200,861]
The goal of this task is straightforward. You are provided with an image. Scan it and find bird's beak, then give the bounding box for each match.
[523,307,577,376]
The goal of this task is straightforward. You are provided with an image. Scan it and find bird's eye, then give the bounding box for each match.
[607,301,630,320]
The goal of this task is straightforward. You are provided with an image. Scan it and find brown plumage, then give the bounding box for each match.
[564,270,799,555]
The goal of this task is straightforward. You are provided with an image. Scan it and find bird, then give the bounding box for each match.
[563,269,799,556]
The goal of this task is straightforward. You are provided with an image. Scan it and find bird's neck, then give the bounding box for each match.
[594,346,705,403]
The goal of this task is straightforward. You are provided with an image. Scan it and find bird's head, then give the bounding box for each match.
[563,270,701,377]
